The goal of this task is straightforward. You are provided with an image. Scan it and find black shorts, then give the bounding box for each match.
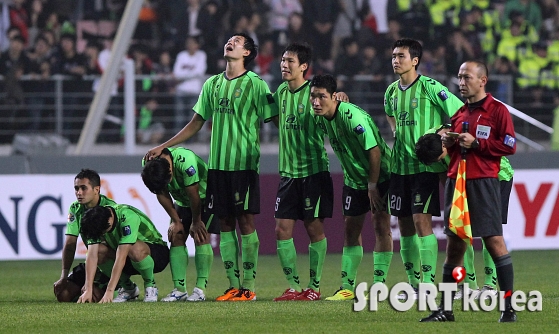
[274,171,334,221]
[389,173,441,217]
[67,263,110,289]
[205,169,260,217]
[500,178,513,224]
[342,181,390,216]
[176,203,220,234]
[444,178,502,238]
[122,243,170,276]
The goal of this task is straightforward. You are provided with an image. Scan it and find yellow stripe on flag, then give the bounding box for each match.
[449,159,473,245]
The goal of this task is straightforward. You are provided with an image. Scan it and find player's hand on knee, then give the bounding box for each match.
[190,220,209,245]
[168,221,185,242]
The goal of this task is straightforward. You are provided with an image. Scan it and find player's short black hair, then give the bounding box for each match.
[310,74,337,95]
[75,169,101,188]
[283,42,312,76]
[392,38,423,69]
[141,151,172,194]
[80,206,112,240]
[232,32,258,67]
[415,133,443,165]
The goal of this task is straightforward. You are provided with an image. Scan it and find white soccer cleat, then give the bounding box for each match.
[397,285,418,301]
[454,285,481,300]
[186,287,206,301]
[161,288,188,302]
[478,285,498,300]
[113,285,140,302]
[144,286,159,302]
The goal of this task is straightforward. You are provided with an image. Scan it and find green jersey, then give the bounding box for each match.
[84,204,166,248]
[66,194,115,238]
[166,147,207,207]
[317,101,391,190]
[274,80,329,178]
[384,75,463,175]
[194,71,277,171]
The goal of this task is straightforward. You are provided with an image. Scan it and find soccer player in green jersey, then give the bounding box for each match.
[384,38,463,298]
[310,74,394,300]
[416,125,514,300]
[53,169,135,302]
[145,33,276,301]
[270,43,333,302]
[77,204,169,303]
[142,147,219,302]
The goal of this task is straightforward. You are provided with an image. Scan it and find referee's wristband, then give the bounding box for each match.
[368,182,377,190]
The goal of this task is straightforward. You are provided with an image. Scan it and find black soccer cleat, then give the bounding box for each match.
[499,309,517,323]
[419,309,455,322]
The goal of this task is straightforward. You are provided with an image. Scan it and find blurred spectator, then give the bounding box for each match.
[265,0,302,49]
[134,0,160,47]
[172,35,206,133]
[135,97,165,145]
[538,0,559,38]
[169,0,202,51]
[255,38,274,80]
[26,34,54,131]
[197,0,227,74]
[394,0,430,42]
[27,0,47,47]
[497,21,530,66]
[0,3,11,52]
[303,0,340,64]
[246,12,263,46]
[547,28,559,63]
[355,44,385,100]
[457,9,483,60]
[0,34,30,76]
[332,0,361,61]
[0,63,25,141]
[334,37,362,91]
[286,12,307,45]
[9,0,29,46]
[516,42,550,103]
[151,49,175,133]
[54,33,87,142]
[502,10,539,44]
[374,19,402,62]
[490,56,517,102]
[445,29,476,75]
[503,0,542,32]
[368,0,389,34]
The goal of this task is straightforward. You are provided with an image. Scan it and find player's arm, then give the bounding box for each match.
[146,114,206,160]
[383,87,396,136]
[53,234,78,294]
[367,146,383,213]
[386,116,396,136]
[185,182,208,244]
[77,243,99,303]
[156,191,184,241]
[427,80,463,117]
[99,243,131,303]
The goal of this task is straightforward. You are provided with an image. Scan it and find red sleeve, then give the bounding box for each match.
[477,103,516,157]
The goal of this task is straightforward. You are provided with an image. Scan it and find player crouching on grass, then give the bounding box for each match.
[77,204,169,303]
[142,147,220,302]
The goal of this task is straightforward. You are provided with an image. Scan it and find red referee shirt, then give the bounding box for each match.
[447,93,516,179]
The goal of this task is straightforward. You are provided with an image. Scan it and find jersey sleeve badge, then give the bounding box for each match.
[68,213,75,223]
[504,134,516,148]
[122,225,131,236]
[186,166,197,176]
[353,124,366,134]
[438,90,449,101]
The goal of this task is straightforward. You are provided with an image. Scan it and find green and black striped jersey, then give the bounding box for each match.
[317,101,391,190]
[194,71,277,171]
[384,75,462,175]
[274,80,329,178]
[84,204,166,248]
[166,147,207,207]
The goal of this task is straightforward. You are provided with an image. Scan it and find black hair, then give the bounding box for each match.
[309,74,337,95]
[231,32,258,66]
[75,169,101,188]
[283,42,313,76]
[80,206,112,240]
[415,133,443,165]
[141,149,172,194]
[392,38,423,69]
[467,60,489,78]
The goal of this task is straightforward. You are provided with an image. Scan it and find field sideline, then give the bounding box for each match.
[1,250,557,333]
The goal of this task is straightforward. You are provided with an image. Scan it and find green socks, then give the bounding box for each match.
[399,234,420,287]
[97,259,135,290]
[169,246,188,292]
[418,234,438,283]
[373,251,393,283]
[220,230,241,289]
[308,238,327,290]
[195,244,214,290]
[341,246,363,291]
[482,239,497,288]
[463,244,478,289]
[131,255,156,287]
[277,238,301,291]
[241,231,259,291]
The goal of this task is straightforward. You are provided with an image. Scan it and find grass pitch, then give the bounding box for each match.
[1,250,557,333]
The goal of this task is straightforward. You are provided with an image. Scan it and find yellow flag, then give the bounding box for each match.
[449,159,473,245]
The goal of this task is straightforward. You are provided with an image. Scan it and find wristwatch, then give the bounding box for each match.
[471,139,480,149]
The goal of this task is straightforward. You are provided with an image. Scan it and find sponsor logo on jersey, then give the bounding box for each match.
[398,112,409,121]
[438,90,449,101]
[123,225,131,236]
[353,124,366,134]
[186,166,196,176]
[411,98,418,109]
[286,114,296,123]
[218,98,230,106]
[397,111,417,126]
[68,213,75,223]
[217,97,234,114]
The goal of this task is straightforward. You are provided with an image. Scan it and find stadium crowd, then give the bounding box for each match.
[0,0,558,144]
